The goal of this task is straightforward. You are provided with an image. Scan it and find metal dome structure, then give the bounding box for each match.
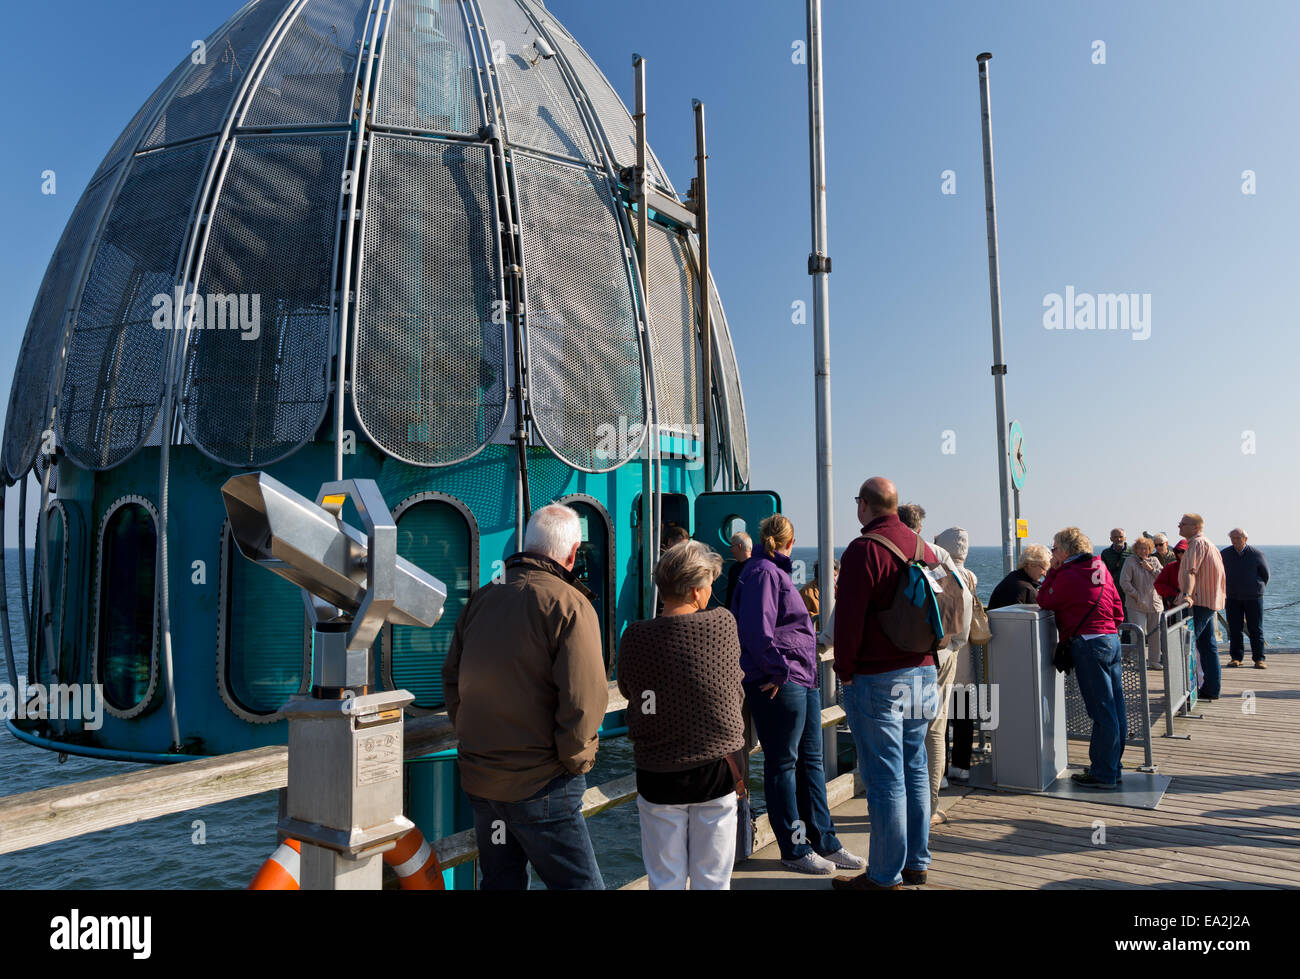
[4,0,748,486]
[1,0,757,774]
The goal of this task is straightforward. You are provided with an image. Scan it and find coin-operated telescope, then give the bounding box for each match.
[222,472,447,889]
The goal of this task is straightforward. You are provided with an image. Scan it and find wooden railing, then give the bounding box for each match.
[0,653,847,879]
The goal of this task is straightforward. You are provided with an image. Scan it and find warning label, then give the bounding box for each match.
[356,730,402,786]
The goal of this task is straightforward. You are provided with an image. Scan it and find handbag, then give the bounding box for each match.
[723,751,755,862]
[968,570,993,646]
[1053,592,1104,674]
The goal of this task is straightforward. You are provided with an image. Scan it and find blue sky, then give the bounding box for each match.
[3,0,1298,548]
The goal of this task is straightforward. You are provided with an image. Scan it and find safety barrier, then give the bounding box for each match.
[1159,602,1201,738]
[1063,622,1156,772]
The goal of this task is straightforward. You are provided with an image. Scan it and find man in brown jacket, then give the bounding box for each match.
[443,503,608,889]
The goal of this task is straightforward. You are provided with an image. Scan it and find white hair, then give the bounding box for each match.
[525,504,582,562]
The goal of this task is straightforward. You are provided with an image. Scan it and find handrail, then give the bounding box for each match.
[0,670,843,861]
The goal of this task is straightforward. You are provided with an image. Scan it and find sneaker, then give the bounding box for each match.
[948,767,970,783]
[1148,660,1163,671]
[930,810,948,825]
[902,868,928,886]
[820,847,866,871]
[1255,661,1268,669]
[940,775,949,789]
[781,852,836,875]
[831,873,900,891]
[1226,660,1241,668]
[1070,771,1119,790]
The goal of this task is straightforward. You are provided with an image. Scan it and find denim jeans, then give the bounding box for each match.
[1224,597,1265,663]
[841,666,936,887]
[1071,634,1126,784]
[743,681,842,861]
[1192,605,1222,698]
[466,772,604,890]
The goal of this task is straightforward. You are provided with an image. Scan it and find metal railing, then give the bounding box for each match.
[1159,602,1201,739]
[1063,622,1156,773]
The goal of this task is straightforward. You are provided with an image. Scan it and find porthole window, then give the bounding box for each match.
[31,502,70,687]
[217,521,309,721]
[94,497,159,718]
[385,494,477,709]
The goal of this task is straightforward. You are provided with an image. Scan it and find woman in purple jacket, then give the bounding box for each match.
[732,514,864,875]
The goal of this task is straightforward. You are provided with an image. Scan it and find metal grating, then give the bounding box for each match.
[372,0,483,135]
[707,274,749,485]
[243,0,370,127]
[1065,634,1153,749]
[93,57,192,182]
[142,0,295,149]
[633,220,700,434]
[3,170,119,481]
[181,134,348,467]
[477,0,596,163]
[513,152,643,471]
[59,141,214,470]
[519,0,674,192]
[354,135,506,466]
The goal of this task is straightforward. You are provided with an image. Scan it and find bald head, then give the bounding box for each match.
[858,477,898,519]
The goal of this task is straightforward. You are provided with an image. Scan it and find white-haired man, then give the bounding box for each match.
[443,503,608,889]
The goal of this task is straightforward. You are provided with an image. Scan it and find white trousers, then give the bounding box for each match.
[637,793,737,890]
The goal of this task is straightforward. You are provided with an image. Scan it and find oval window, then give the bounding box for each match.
[97,502,157,713]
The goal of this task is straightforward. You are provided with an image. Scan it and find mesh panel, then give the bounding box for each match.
[181,133,347,467]
[708,275,749,485]
[513,152,643,471]
[60,141,214,470]
[93,57,192,181]
[4,170,119,481]
[142,0,296,149]
[1064,633,1151,747]
[373,0,483,135]
[478,0,596,162]
[243,0,370,127]
[354,136,506,466]
[633,220,700,434]
[519,0,674,191]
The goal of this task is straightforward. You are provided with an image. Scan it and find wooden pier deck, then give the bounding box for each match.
[725,650,1300,890]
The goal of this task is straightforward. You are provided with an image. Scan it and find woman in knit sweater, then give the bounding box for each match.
[617,540,746,889]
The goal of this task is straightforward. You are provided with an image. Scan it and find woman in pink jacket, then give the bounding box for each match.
[1037,527,1126,789]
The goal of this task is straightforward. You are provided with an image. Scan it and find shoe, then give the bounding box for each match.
[1148,660,1163,671]
[930,810,948,825]
[948,767,970,783]
[940,775,949,789]
[1070,771,1119,790]
[781,852,836,875]
[832,873,901,891]
[1197,691,1216,702]
[1255,661,1267,669]
[1227,660,1241,668]
[902,868,928,886]
[820,847,866,871]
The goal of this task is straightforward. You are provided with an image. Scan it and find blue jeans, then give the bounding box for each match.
[1192,605,1222,698]
[743,681,842,861]
[841,666,936,886]
[466,772,604,890]
[1224,597,1265,663]
[1072,634,1126,783]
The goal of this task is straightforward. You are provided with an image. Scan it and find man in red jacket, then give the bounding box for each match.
[1037,527,1127,789]
[832,477,939,890]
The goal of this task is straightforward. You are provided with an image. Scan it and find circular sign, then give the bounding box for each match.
[1009,420,1027,490]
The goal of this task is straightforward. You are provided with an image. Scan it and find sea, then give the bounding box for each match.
[2,545,1297,889]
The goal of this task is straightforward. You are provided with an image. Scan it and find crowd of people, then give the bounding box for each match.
[440,487,1271,891]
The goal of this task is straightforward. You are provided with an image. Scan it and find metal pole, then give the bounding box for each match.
[806,0,834,626]
[0,489,19,691]
[1013,485,1022,567]
[977,52,1014,576]
[693,100,714,487]
[807,0,837,776]
[634,54,658,617]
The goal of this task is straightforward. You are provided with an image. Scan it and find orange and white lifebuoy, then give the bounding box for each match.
[248,837,301,890]
[383,827,445,890]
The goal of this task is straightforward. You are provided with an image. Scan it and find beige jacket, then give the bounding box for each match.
[443,553,608,802]
[1119,554,1164,614]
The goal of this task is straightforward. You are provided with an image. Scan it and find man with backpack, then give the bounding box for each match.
[831,477,953,890]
